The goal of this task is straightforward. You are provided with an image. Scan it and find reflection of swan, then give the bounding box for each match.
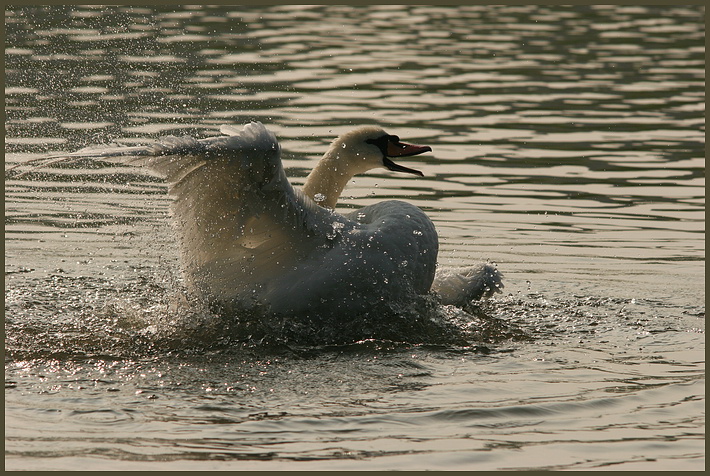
[12,122,502,314]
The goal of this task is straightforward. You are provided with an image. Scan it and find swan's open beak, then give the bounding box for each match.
[384,141,431,177]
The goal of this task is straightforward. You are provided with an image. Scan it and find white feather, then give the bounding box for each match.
[12,122,501,314]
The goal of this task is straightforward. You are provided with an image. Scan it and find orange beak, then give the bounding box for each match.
[386,140,432,158]
[383,140,431,176]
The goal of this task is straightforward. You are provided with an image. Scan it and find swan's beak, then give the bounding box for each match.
[384,141,431,176]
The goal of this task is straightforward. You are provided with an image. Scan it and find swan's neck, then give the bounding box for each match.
[301,147,355,209]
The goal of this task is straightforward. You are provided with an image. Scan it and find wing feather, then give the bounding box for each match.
[150,122,339,302]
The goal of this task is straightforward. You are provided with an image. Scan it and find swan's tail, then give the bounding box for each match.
[431,263,504,306]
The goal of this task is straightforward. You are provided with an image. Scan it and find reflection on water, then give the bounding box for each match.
[4,4,705,471]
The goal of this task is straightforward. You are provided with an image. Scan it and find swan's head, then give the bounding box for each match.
[331,126,432,177]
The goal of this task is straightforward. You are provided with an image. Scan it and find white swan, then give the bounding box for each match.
[9,122,502,315]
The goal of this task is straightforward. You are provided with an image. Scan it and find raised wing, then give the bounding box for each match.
[158,122,342,303]
[15,122,342,303]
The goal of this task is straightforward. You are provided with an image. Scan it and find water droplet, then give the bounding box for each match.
[314,193,326,203]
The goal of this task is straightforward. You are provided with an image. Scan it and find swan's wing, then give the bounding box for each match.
[6,123,271,180]
[160,123,342,302]
[17,122,341,302]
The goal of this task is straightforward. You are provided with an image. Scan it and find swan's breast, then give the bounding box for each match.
[256,200,438,315]
[344,200,438,294]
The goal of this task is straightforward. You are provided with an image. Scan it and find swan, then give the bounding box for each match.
[8,122,502,316]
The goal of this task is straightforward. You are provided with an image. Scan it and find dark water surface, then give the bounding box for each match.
[5,5,704,470]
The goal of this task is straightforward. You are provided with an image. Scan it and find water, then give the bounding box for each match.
[4,5,705,470]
